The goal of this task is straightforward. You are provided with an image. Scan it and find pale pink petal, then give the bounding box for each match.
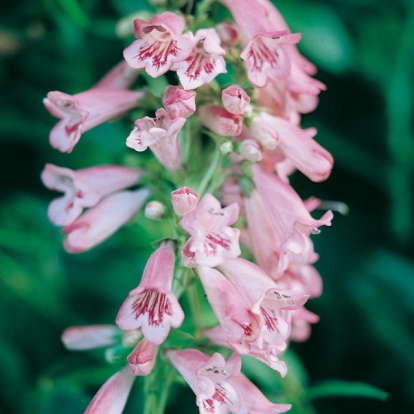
[84,368,135,414]
[62,325,119,350]
[63,189,150,253]
[229,374,291,414]
[94,61,140,89]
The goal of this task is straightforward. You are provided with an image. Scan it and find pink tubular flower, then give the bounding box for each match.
[252,165,333,272]
[199,105,243,136]
[198,266,262,351]
[251,112,333,182]
[44,88,144,153]
[180,194,241,267]
[216,21,239,47]
[228,374,291,414]
[173,28,227,90]
[203,325,288,376]
[84,368,135,414]
[127,338,158,376]
[94,61,140,89]
[116,241,184,345]
[219,258,309,347]
[123,12,193,77]
[221,85,250,115]
[171,186,199,216]
[162,86,196,118]
[240,31,301,87]
[62,325,119,350]
[63,188,150,253]
[41,164,143,226]
[166,349,242,414]
[126,108,186,171]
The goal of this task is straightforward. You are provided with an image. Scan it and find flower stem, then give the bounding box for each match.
[196,145,223,196]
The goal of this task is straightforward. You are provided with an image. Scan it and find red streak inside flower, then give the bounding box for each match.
[184,53,214,80]
[136,39,179,70]
[261,306,280,332]
[202,384,231,413]
[206,233,231,252]
[132,290,173,326]
[64,123,80,138]
[246,37,280,71]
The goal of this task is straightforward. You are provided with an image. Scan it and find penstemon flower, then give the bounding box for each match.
[42,0,337,412]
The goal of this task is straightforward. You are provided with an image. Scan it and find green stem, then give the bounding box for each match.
[187,280,203,335]
[196,145,223,196]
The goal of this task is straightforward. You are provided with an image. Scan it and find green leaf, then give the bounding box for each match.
[306,380,389,401]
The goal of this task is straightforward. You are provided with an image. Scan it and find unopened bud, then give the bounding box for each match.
[145,201,166,220]
[250,117,278,150]
[222,85,250,115]
[163,86,196,119]
[127,339,158,376]
[199,105,243,136]
[216,21,239,47]
[240,139,263,162]
[171,187,199,216]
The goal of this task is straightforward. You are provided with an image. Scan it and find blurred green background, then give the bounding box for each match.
[0,0,413,413]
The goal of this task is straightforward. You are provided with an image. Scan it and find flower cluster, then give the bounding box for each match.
[42,0,334,412]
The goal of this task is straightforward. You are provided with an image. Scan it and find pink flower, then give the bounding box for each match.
[219,258,309,348]
[163,86,196,118]
[127,338,158,376]
[199,105,243,136]
[62,325,119,350]
[289,307,319,342]
[252,165,333,272]
[173,28,227,90]
[180,194,241,267]
[250,112,333,182]
[84,368,135,414]
[171,186,199,216]
[94,61,140,89]
[198,266,262,351]
[240,31,301,87]
[166,349,242,414]
[41,164,143,226]
[63,189,150,253]
[44,88,143,153]
[221,85,250,115]
[216,21,239,47]
[123,12,193,77]
[116,241,184,345]
[229,374,291,414]
[244,188,281,278]
[126,108,186,171]
[203,325,288,376]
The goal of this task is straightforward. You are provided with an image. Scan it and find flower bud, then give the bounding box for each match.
[199,105,243,136]
[145,201,166,219]
[222,85,250,115]
[162,86,196,119]
[240,139,263,162]
[250,116,279,150]
[171,187,199,216]
[127,339,158,376]
[216,21,239,47]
